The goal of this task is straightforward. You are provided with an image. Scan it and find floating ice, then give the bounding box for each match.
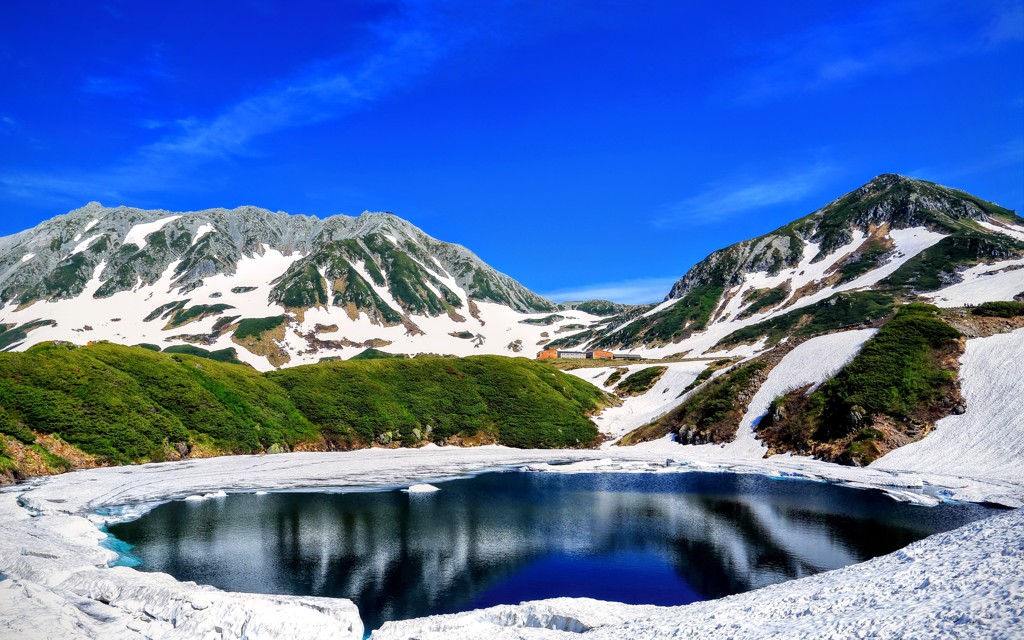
[184,490,228,501]
[404,484,440,493]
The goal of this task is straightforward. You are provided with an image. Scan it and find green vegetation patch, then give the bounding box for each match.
[615,366,668,396]
[165,304,235,329]
[0,343,609,471]
[738,284,789,319]
[520,314,566,326]
[595,284,724,349]
[0,342,318,464]
[815,303,961,429]
[570,300,630,316]
[757,303,963,465]
[269,355,607,449]
[603,367,628,387]
[273,263,329,308]
[971,301,1024,318]
[836,237,891,284]
[620,361,765,446]
[882,232,1024,293]
[145,300,189,322]
[163,345,247,365]
[717,291,895,348]
[233,316,287,340]
[350,348,407,360]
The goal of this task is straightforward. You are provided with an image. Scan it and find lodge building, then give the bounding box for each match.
[536,349,640,360]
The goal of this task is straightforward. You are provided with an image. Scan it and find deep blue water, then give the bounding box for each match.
[106,471,995,632]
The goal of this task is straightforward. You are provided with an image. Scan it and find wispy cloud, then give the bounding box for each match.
[82,76,143,96]
[5,0,491,206]
[653,164,834,228]
[0,115,17,135]
[541,277,678,305]
[82,45,173,98]
[730,0,1023,102]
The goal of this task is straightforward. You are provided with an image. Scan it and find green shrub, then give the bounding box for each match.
[971,301,1024,318]
[615,366,667,396]
[717,291,894,347]
[813,303,960,440]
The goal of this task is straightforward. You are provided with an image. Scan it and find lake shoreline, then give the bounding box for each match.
[1,447,1022,639]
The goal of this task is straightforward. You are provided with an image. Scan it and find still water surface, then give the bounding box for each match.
[107,472,994,631]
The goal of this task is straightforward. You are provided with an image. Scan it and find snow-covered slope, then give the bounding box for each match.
[577,330,875,453]
[566,361,708,442]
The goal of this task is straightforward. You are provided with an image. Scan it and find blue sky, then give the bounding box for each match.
[1,0,1021,303]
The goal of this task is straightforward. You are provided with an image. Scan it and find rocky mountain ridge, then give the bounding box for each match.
[565,174,1024,355]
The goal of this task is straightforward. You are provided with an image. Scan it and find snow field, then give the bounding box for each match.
[925,258,1024,307]
[566,361,709,441]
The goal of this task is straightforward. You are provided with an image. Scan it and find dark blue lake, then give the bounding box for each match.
[106,471,995,632]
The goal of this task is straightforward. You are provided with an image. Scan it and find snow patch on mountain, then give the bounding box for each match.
[977,219,1024,242]
[925,258,1024,307]
[725,329,876,458]
[621,227,944,360]
[192,223,215,245]
[630,330,877,460]
[68,233,103,256]
[121,215,182,249]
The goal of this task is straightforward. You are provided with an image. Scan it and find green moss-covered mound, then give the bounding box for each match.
[269,355,608,449]
[0,344,608,478]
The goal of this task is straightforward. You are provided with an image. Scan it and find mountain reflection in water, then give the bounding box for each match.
[108,471,994,631]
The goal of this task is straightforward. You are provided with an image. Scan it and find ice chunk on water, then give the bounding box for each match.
[184,490,228,501]
[401,481,438,491]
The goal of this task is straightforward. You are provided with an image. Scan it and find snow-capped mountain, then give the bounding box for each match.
[0,204,614,369]
[557,174,1024,359]
[2,175,1021,370]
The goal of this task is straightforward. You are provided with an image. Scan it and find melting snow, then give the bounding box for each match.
[567,361,708,441]
[68,233,103,255]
